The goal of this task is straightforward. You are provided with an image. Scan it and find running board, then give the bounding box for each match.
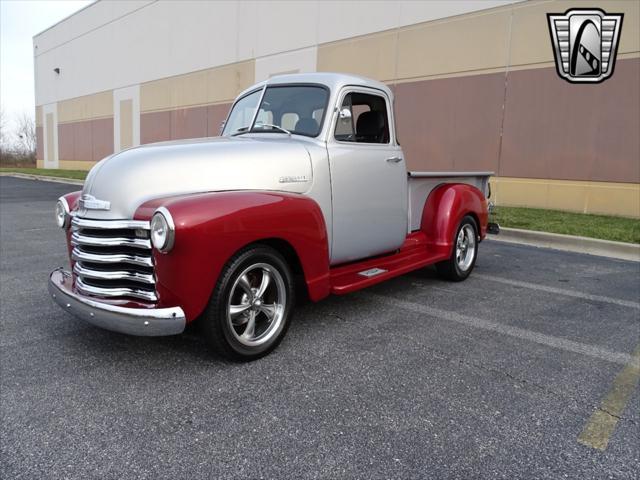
[330,247,447,295]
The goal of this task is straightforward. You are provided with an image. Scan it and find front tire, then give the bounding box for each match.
[201,245,295,361]
[436,215,478,282]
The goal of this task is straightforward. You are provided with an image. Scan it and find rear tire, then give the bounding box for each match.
[201,245,295,361]
[436,215,478,282]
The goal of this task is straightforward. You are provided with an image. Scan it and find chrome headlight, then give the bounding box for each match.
[55,198,70,229]
[150,207,175,253]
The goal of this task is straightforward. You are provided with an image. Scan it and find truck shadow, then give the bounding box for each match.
[58,266,447,367]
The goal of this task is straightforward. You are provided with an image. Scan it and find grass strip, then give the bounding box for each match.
[494,206,639,244]
[0,167,88,180]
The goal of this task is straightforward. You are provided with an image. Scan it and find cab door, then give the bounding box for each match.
[327,87,408,265]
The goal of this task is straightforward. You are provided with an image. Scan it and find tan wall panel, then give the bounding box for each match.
[509,0,639,68]
[492,177,640,218]
[57,91,113,123]
[206,61,255,105]
[37,160,44,169]
[141,60,254,113]
[58,160,97,170]
[396,9,512,80]
[173,70,209,111]
[35,106,43,128]
[586,182,640,218]
[119,99,133,150]
[317,31,397,81]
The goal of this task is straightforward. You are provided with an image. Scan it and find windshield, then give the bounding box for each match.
[221,89,261,136]
[222,85,329,137]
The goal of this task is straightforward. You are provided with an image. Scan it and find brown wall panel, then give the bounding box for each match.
[393,73,505,172]
[119,99,133,150]
[36,126,44,160]
[57,118,112,162]
[141,111,171,144]
[207,103,231,137]
[58,123,75,160]
[91,118,113,162]
[500,58,640,183]
[171,106,208,140]
[141,103,231,144]
[75,121,93,161]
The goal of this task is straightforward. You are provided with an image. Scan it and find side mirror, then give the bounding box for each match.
[339,108,352,121]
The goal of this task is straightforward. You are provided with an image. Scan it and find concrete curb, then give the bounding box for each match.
[0,172,84,186]
[489,227,640,262]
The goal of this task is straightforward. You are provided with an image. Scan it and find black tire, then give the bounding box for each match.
[201,245,295,361]
[436,215,478,282]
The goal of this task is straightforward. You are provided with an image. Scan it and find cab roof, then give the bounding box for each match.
[236,72,393,102]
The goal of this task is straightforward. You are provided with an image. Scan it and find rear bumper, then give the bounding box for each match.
[48,268,186,336]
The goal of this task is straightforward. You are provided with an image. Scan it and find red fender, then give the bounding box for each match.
[420,183,488,257]
[61,191,82,261]
[134,191,331,321]
[62,191,82,210]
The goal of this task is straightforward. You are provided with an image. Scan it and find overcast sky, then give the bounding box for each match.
[1,0,93,134]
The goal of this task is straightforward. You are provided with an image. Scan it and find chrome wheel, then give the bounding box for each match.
[455,224,476,272]
[226,263,286,347]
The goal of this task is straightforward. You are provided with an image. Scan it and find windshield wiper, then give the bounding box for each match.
[253,123,291,136]
[231,126,250,136]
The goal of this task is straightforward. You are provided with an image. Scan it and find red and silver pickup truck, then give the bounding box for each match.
[49,73,497,360]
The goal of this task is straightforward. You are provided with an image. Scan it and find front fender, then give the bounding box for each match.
[61,191,82,263]
[420,183,488,257]
[135,191,330,321]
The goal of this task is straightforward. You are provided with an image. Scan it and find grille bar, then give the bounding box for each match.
[72,249,154,268]
[72,217,150,230]
[76,277,158,302]
[74,263,155,285]
[72,216,156,302]
[71,232,151,249]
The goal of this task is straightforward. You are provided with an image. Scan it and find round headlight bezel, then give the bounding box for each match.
[55,197,70,229]
[150,207,175,253]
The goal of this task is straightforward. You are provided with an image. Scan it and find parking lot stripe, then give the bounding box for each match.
[577,345,640,451]
[365,293,638,367]
[474,274,640,310]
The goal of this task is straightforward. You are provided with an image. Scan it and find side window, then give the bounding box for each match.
[334,92,390,144]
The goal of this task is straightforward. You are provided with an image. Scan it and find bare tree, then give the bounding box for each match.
[14,112,36,157]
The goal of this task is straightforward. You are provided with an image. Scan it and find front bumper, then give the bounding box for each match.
[48,268,186,336]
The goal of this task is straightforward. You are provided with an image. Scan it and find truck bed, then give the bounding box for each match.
[407,171,492,231]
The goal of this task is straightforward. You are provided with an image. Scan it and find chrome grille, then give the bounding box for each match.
[71,217,157,302]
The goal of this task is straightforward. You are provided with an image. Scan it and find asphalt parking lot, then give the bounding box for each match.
[1,176,639,479]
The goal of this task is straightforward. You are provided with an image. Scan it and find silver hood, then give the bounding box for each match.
[80,136,313,219]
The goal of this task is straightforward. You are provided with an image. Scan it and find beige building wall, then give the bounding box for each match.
[34,0,639,218]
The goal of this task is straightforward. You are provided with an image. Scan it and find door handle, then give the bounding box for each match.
[386,156,403,163]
